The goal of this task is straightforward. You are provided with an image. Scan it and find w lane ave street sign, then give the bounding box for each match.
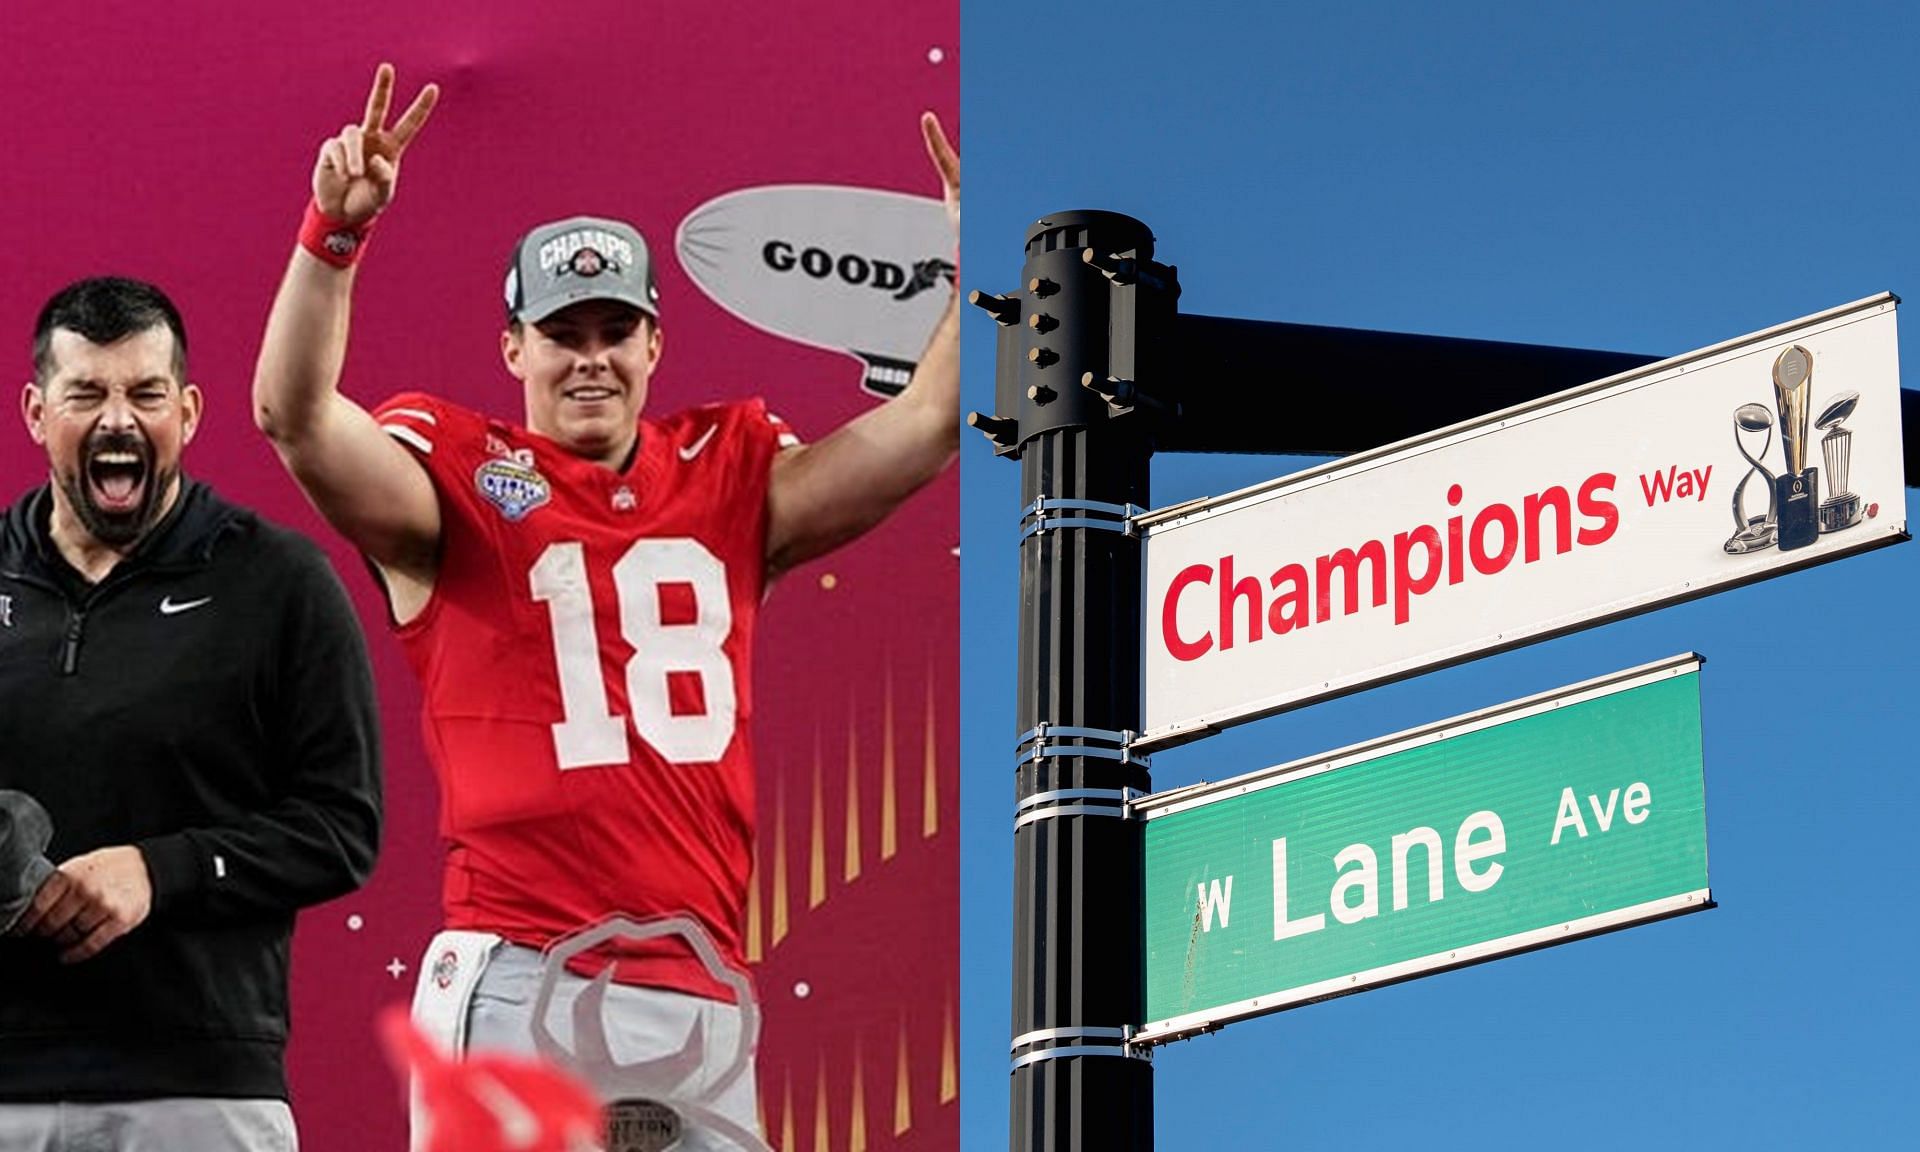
[1139,295,1906,748]
[1135,655,1711,1045]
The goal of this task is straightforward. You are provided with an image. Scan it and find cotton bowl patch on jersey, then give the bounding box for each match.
[675,185,953,397]
[475,457,552,521]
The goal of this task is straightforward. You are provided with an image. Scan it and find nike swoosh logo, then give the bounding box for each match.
[679,425,718,461]
[158,596,212,616]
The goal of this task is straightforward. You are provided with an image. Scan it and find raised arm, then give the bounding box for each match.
[253,64,443,609]
[764,113,961,576]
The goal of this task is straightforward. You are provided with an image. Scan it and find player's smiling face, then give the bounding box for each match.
[23,326,200,550]
[504,299,662,468]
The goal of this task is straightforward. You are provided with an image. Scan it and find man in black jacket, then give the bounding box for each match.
[0,277,382,1148]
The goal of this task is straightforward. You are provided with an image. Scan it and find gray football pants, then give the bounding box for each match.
[0,1099,295,1151]
[463,941,762,1151]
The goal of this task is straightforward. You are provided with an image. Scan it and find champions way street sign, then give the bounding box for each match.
[1139,295,1906,748]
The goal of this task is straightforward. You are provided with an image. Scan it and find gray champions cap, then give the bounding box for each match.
[504,216,662,325]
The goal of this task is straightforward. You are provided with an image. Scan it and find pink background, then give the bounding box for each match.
[0,5,958,1149]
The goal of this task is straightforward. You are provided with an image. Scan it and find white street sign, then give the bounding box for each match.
[1139,294,1907,748]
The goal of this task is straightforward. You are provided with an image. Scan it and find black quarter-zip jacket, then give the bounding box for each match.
[0,480,381,1101]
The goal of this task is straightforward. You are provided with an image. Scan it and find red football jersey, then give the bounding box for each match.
[374,392,798,1000]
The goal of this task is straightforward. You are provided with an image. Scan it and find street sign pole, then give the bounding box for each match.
[973,211,1176,1151]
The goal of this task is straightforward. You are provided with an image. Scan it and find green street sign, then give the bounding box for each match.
[1137,654,1712,1045]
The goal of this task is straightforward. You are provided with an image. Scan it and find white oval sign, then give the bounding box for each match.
[675,185,953,396]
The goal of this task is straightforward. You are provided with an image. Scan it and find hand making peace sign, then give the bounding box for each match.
[313,64,439,227]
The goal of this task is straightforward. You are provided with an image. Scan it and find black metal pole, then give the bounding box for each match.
[972,211,1174,1152]
[1141,312,1920,486]
[1154,314,1658,455]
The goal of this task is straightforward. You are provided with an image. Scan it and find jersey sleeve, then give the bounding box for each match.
[369,391,498,521]
[762,405,802,450]
[371,391,454,462]
[718,398,799,522]
[364,392,507,639]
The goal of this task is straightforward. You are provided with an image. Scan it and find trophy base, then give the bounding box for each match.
[1774,468,1819,551]
[607,1098,684,1152]
[1724,517,1776,555]
[1819,492,1862,533]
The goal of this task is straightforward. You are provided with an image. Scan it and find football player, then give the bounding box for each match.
[252,65,957,1150]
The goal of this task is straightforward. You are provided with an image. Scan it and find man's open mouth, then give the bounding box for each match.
[86,445,149,512]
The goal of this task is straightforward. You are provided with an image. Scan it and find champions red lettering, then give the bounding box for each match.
[1162,473,1619,662]
[1164,563,1216,661]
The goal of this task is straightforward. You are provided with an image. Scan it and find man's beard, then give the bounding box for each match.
[57,430,175,550]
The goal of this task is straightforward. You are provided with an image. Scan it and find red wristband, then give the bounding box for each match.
[299,201,373,268]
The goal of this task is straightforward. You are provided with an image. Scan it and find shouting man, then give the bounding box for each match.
[1,276,381,1148]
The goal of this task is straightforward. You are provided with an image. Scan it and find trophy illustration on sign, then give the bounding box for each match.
[1815,389,1864,532]
[1724,344,1870,555]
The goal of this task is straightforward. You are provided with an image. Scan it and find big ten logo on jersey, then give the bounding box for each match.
[475,450,551,522]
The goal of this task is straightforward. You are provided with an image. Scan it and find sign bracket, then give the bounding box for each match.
[1015,723,1151,768]
[1019,495,1142,540]
[1012,787,1144,829]
[1008,1026,1152,1073]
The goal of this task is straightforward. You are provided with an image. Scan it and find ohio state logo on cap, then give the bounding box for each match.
[569,248,607,277]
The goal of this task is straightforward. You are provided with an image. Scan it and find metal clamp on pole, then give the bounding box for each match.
[1008,1026,1151,1074]
[1018,496,1142,540]
[1013,786,1141,829]
[1016,723,1151,768]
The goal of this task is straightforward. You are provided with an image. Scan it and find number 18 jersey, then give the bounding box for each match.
[374,391,797,1001]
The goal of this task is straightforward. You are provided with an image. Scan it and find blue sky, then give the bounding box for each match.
[960,4,1919,1148]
